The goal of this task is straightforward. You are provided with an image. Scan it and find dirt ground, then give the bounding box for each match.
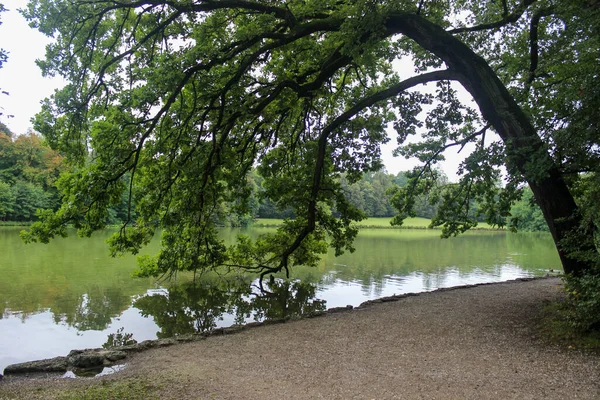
[1,277,599,399]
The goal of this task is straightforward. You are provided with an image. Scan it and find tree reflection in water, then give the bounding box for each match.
[53,286,131,331]
[134,278,326,338]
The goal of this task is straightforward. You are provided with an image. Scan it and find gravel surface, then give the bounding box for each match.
[2,277,599,399]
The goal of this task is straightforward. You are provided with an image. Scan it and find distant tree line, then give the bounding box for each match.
[252,170,441,220]
[247,168,548,232]
[0,124,63,222]
[0,124,547,231]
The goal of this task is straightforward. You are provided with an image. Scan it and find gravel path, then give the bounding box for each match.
[2,277,599,399]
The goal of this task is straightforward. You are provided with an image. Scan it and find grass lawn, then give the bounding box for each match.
[355,217,429,228]
[253,217,498,230]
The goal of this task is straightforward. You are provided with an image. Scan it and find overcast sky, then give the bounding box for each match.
[0,0,63,134]
[0,0,477,181]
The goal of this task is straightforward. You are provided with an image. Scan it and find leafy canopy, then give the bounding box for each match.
[21,0,599,278]
[0,131,65,221]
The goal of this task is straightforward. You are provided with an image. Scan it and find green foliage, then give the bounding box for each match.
[20,0,599,281]
[0,131,65,222]
[0,121,11,136]
[557,173,600,273]
[356,216,428,229]
[540,299,600,352]
[563,273,600,333]
[0,180,14,217]
[509,187,549,232]
[10,180,52,220]
[548,178,600,336]
[571,173,600,240]
[340,171,395,217]
[390,168,456,231]
[339,170,450,219]
[103,327,138,348]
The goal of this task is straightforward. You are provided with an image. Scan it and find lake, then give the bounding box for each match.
[0,226,561,373]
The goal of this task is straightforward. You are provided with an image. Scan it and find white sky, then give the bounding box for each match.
[0,0,64,134]
[0,0,476,182]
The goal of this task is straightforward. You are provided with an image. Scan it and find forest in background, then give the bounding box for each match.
[0,123,63,222]
[0,124,547,231]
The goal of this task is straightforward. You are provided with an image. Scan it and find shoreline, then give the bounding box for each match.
[2,276,557,378]
[1,276,551,378]
[5,276,599,400]
[250,222,506,230]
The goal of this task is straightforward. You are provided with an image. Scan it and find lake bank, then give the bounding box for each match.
[0,227,561,374]
[252,216,501,230]
[2,277,598,399]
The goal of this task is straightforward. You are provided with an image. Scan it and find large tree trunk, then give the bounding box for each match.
[384,13,592,275]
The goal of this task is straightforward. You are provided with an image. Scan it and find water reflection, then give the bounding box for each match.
[134,278,326,338]
[54,287,131,331]
[0,227,562,373]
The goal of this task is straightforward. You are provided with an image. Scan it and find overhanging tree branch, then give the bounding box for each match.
[524,7,554,95]
[271,69,461,278]
[385,11,592,275]
[448,0,538,34]
[25,0,597,280]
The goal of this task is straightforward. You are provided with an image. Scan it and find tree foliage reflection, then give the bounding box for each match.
[134,278,325,338]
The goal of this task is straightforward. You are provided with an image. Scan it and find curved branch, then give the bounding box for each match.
[409,124,491,190]
[524,8,553,94]
[385,11,590,275]
[321,70,461,137]
[76,0,293,21]
[448,0,538,34]
[274,69,461,274]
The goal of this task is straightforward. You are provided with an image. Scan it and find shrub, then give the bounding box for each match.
[563,272,600,332]
[103,327,137,348]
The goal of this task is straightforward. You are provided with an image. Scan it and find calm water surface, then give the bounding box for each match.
[0,226,560,372]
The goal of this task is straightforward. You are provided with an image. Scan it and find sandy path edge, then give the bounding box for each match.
[2,277,599,399]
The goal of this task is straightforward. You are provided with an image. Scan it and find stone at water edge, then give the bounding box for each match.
[3,335,184,376]
[3,350,128,375]
[3,356,68,375]
[67,350,128,369]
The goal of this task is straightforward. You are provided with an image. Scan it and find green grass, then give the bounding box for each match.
[539,300,600,352]
[252,218,287,227]
[0,377,160,400]
[356,217,430,228]
[253,217,500,230]
[0,221,32,226]
[58,379,159,400]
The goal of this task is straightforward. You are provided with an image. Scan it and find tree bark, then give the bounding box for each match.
[384,13,592,275]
